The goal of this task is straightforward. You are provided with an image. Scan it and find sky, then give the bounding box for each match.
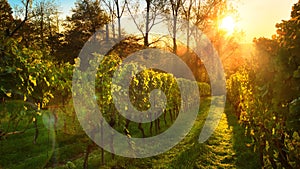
[235,0,299,42]
[7,0,299,43]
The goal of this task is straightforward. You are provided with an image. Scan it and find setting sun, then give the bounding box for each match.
[219,16,236,34]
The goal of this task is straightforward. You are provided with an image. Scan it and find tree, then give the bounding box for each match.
[0,0,74,142]
[276,1,300,94]
[31,0,60,49]
[180,0,221,50]
[62,0,110,63]
[102,0,115,40]
[127,0,167,47]
[275,0,300,135]
[169,0,181,53]
[7,0,31,38]
[103,0,127,40]
[114,0,126,40]
[0,0,14,37]
[227,1,300,167]
[180,0,193,50]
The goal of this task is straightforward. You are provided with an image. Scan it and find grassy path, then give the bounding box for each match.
[146,101,260,169]
[95,98,260,169]
[152,102,260,169]
[151,106,237,168]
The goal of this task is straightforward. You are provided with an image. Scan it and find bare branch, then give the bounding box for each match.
[126,1,145,36]
[148,34,169,46]
[119,0,127,17]
[9,0,31,37]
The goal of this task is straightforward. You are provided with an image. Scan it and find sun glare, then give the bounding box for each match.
[219,16,236,34]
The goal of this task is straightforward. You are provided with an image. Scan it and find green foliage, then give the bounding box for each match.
[0,0,14,34]
[0,2,74,138]
[72,48,211,140]
[198,82,211,96]
[0,37,70,106]
[62,0,110,63]
[227,2,300,166]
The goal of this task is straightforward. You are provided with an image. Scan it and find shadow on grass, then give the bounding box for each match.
[224,102,261,169]
[157,100,261,169]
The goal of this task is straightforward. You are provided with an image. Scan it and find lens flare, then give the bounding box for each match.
[220,16,236,34]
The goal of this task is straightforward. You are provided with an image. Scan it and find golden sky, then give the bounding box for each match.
[56,0,300,43]
[7,0,299,43]
[235,0,299,43]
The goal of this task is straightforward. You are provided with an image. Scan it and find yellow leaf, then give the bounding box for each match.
[17,37,23,43]
[37,103,40,111]
[44,77,50,87]
[29,75,37,86]
[6,92,12,97]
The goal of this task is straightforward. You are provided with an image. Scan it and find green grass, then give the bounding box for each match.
[224,104,261,169]
[0,117,55,169]
[0,98,260,168]
[0,114,88,169]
